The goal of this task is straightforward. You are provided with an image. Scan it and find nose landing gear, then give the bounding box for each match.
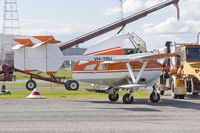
[149,86,161,103]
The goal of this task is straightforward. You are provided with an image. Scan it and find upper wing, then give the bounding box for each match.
[63,53,176,62]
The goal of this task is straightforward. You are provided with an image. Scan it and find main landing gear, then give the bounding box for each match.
[122,93,134,104]
[107,86,161,104]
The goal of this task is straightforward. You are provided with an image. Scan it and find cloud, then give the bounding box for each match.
[20,19,98,36]
[181,0,200,20]
[123,0,143,13]
[143,17,187,34]
[144,0,160,8]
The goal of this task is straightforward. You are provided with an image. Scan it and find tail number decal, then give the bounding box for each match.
[94,57,113,61]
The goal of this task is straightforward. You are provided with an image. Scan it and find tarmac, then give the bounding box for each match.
[0,93,200,133]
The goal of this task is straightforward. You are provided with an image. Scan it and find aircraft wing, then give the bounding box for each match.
[63,53,176,62]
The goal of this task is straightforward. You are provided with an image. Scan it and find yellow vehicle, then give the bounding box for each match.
[157,41,200,99]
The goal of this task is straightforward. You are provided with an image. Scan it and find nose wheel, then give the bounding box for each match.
[150,86,160,103]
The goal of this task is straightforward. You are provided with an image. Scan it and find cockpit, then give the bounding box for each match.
[122,33,147,55]
[186,48,200,61]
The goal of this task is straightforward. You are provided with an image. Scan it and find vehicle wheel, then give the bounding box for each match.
[122,94,134,104]
[178,95,185,99]
[108,93,119,102]
[192,93,198,95]
[150,92,160,103]
[160,90,165,95]
[65,80,79,91]
[26,80,37,91]
[171,80,178,99]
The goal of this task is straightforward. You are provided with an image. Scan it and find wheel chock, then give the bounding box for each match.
[148,100,152,103]
[159,100,163,103]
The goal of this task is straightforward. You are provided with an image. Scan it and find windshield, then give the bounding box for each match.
[186,48,200,61]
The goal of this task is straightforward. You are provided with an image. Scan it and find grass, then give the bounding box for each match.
[14,69,72,80]
[0,90,150,99]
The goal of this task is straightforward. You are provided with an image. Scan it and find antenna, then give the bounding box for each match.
[1,0,20,65]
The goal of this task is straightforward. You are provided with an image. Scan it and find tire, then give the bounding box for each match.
[108,93,119,102]
[178,95,185,99]
[150,92,160,103]
[65,80,79,91]
[26,80,37,91]
[171,80,178,99]
[192,93,198,95]
[122,94,134,104]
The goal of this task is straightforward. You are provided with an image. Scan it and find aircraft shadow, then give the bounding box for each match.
[74,95,200,111]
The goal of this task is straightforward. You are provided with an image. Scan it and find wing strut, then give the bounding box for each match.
[126,61,148,84]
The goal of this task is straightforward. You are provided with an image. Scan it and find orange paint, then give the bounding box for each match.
[13,39,34,47]
[33,36,61,45]
[46,71,57,75]
[24,70,34,73]
[84,46,122,56]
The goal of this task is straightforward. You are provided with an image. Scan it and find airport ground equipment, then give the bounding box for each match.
[0,64,79,91]
[157,35,200,99]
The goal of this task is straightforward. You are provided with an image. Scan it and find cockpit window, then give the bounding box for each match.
[98,63,108,70]
[186,48,200,61]
[84,64,96,70]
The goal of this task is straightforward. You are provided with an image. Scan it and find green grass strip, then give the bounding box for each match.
[0,90,150,99]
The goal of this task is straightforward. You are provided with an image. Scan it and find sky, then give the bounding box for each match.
[0,0,200,50]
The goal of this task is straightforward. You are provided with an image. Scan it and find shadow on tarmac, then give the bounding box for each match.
[75,95,200,111]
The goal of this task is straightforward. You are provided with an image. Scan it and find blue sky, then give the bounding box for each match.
[0,0,200,50]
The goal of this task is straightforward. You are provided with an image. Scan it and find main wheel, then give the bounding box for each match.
[150,92,160,103]
[108,93,119,102]
[26,80,37,91]
[65,80,79,91]
[122,94,134,104]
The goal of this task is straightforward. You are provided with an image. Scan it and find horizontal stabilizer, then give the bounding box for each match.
[32,36,61,48]
[119,84,147,88]
[13,39,34,49]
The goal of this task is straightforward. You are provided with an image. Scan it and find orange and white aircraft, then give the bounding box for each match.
[63,32,175,104]
[12,33,175,103]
